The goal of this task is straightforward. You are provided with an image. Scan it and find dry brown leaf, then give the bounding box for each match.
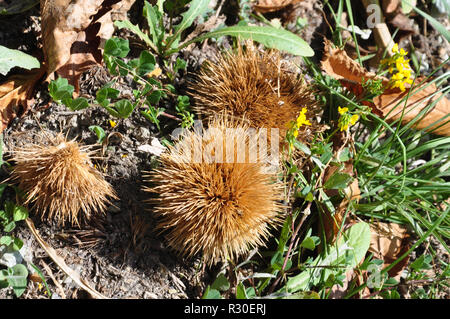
[0,68,45,131]
[40,0,135,92]
[388,12,416,40]
[369,221,410,280]
[321,40,450,136]
[373,81,450,136]
[26,218,108,299]
[382,0,400,14]
[253,0,303,13]
[321,39,385,84]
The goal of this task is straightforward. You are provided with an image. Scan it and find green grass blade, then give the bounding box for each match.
[403,0,450,42]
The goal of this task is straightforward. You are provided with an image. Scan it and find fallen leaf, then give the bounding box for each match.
[253,0,303,13]
[321,39,384,84]
[40,0,135,92]
[382,0,400,14]
[28,272,43,283]
[369,221,410,280]
[321,40,450,136]
[388,12,416,40]
[372,79,450,136]
[0,68,45,132]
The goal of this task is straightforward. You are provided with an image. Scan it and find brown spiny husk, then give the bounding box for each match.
[190,42,321,144]
[9,132,116,227]
[144,115,284,265]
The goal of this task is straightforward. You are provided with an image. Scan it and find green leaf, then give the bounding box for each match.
[236,282,247,299]
[202,286,221,299]
[68,97,89,111]
[3,221,16,232]
[146,90,162,105]
[0,279,8,289]
[48,78,74,103]
[114,20,154,47]
[323,171,353,190]
[176,95,190,111]
[104,37,130,58]
[105,100,135,119]
[3,264,28,297]
[293,140,311,155]
[172,0,210,36]
[13,205,28,222]
[143,1,164,49]
[284,222,371,293]
[0,235,12,246]
[115,59,131,76]
[12,237,23,251]
[271,251,292,271]
[300,237,316,251]
[211,273,230,292]
[134,50,156,76]
[246,287,256,298]
[0,45,40,75]
[173,57,187,73]
[178,25,314,57]
[284,291,320,299]
[95,86,120,107]
[88,126,106,144]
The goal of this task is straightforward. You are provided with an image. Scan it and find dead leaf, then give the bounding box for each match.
[0,68,45,131]
[321,40,450,136]
[388,12,416,40]
[369,221,410,280]
[40,0,135,93]
[28,272,43,283]
[26,218,108,299]
[321,39,385,84]
[373,80,450,136]
[382,0,400,15]
[253,0,303,13]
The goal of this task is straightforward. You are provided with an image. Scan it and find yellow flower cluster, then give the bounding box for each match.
[338,106,359,131]
[381,43,413,91]
[292,107,311,138]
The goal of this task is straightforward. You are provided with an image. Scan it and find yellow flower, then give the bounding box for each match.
[350,114,359,125]
[383,43,413,92]
[289,107,311,143]
[338,106,359,131]
[338,106,348,115]
[392,43,399,53]
[109,120,117,128]
[296,107,311,127]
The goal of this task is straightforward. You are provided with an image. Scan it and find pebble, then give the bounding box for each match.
[136,127,151,142]
[69,115,78,128]
[144,292,158,299]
